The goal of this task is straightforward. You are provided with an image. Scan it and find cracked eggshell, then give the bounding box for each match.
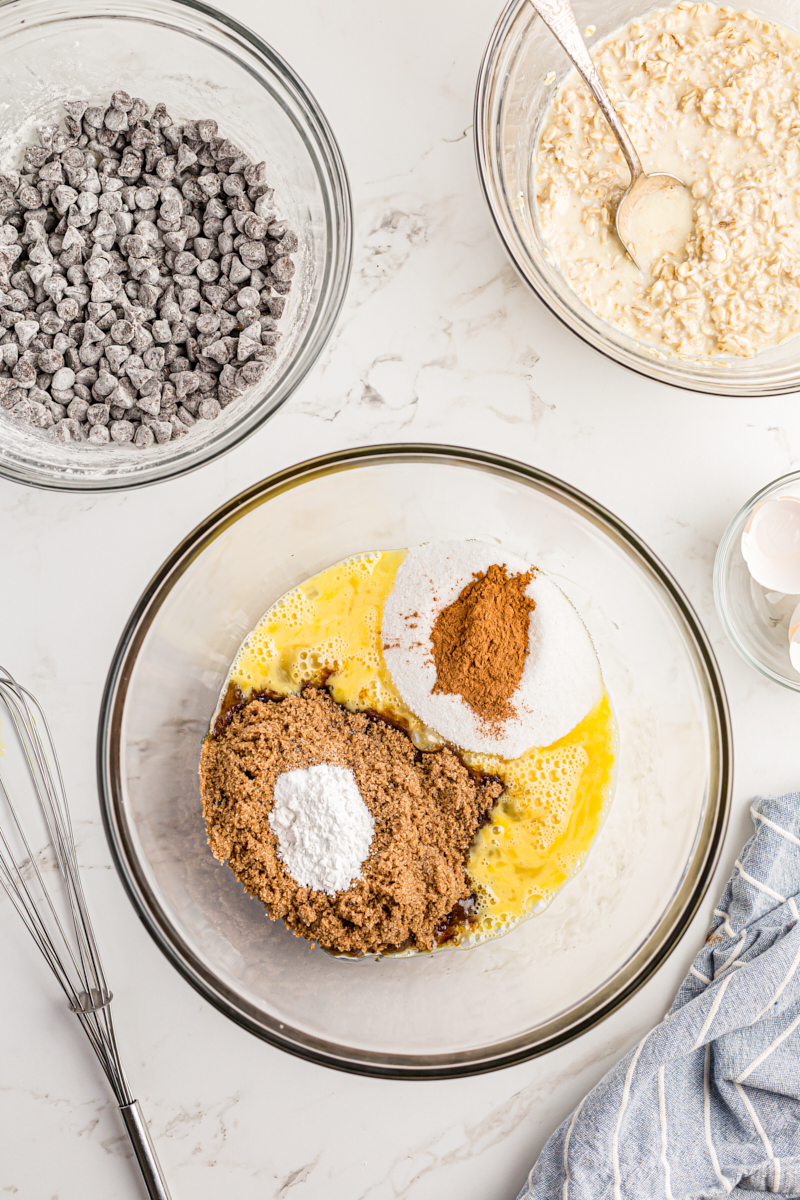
[789,600,800,675]
[741,496,800,593]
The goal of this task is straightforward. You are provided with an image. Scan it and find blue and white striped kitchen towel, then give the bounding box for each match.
[519,792,800,1199]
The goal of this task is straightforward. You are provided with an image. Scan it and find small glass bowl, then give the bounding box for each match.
[0,0,352,491]
[98,445,731,1077]
[715,470,800,690]
[475,0,800,396]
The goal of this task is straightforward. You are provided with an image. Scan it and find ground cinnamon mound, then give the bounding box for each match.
[431,564,536,721]
[199,687,502,955]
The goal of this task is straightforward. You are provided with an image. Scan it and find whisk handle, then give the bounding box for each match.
[120,1101,172,1200]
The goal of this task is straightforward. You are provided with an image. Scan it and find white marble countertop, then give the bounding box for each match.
[1,1,799,1196]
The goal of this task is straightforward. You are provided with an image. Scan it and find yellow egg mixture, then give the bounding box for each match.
[225,551,617,947]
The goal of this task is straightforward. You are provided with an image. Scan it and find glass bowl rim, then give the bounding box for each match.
[97,443,733,1078]
[714,467,800,691]
[0,0,353,492]
[473,0,800,398]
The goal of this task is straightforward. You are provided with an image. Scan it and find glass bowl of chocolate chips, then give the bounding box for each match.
[0,0,352,491]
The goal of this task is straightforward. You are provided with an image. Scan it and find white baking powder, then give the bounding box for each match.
[268,764,374,895]
[381,540,602,758]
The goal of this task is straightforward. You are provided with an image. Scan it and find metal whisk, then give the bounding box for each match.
[0,667,171,1199]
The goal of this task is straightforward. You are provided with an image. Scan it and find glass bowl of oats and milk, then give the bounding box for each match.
[476,0,800,395]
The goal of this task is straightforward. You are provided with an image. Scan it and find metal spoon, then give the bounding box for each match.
[529,0,689,269]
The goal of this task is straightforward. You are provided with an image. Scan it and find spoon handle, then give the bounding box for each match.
[527,0,643,183]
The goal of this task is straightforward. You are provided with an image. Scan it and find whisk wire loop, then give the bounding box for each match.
[0,667,170,1199]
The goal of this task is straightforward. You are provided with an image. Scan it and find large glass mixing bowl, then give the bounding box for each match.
[0,0,351,490]
[98,445,732,1077]
[475,0,800,396]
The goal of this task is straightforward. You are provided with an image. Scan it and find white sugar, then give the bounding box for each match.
[381,540,602,757]
[268,764,374,895]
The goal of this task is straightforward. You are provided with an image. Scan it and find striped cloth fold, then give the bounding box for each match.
[518,793,800,1199]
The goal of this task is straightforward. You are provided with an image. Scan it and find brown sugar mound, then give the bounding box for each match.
[199,687,503,955]
[431,563,536,722]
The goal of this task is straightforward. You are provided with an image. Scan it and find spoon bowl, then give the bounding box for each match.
[616,171,694,271]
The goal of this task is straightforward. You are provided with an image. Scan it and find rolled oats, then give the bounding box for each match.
[536,4,800,358]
